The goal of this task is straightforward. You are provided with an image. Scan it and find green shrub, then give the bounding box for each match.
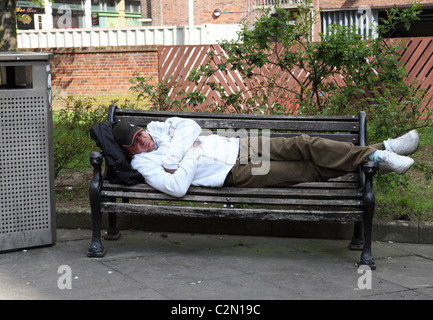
[53,96,107,178]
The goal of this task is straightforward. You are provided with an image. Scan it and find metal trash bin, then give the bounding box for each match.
[0,52,56,252]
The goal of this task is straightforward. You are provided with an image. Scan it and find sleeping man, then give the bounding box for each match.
[112,118,419,198]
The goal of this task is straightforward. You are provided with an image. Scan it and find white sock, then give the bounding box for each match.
[383,140,391,152]
[367,150,384,164]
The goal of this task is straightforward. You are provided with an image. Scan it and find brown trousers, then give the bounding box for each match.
[224,134,384,187]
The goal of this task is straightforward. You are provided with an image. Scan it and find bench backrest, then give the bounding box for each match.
[109,106,367,147]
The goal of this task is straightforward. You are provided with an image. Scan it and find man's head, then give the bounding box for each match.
[113,121,155,155]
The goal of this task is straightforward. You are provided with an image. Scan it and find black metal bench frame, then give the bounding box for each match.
[88,105,377,269]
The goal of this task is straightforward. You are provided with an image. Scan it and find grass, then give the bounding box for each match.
[374,127,433,222]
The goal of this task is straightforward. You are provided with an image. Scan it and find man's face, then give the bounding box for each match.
[124,130,155,155]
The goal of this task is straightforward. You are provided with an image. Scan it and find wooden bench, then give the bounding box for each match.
[87,105,377,269]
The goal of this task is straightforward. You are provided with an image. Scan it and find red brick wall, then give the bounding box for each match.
[26,46,159,109]
[149,0,250,26]
[147,0,433,27]
[199,0,251,24]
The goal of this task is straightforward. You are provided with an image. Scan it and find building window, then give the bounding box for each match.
[92,0,119,27]
[92,0,142,27]
[93,14,120,28]
[125,1,141,14]
[91,0,118,12]
[125,1,141,26]
[52,0,85,28]
[321,8,379,39]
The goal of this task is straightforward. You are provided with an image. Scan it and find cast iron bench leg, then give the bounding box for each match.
[357,162,376,270]
[87,151,106,258]
[350,222,364,250]
[104,211,121,240]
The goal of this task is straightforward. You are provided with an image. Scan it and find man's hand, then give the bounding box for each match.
[164,168,177,174]
[164,140,199,174]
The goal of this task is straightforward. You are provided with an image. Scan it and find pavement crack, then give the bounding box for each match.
[415,253,433,262]
[98,260,171,299]
[99,260,141,284]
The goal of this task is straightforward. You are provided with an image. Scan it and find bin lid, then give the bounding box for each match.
[0,51,53,61]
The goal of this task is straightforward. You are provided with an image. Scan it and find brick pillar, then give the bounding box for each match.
[150,0,162,25]
[312,0,322,42]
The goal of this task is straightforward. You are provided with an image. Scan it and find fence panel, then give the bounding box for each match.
[389,37,433,112]
[159,37,433,113]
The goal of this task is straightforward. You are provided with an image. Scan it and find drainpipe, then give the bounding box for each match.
[188,0,194,44]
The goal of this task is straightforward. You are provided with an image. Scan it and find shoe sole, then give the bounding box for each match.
[394,158,415,174]
[391,130,419,156]
[406,130,420,155]
[378,152,414,174]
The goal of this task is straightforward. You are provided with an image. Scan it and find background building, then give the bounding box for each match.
[141,0,433,39]
[16,0,433,40]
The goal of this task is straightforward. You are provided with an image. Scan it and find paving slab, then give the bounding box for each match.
[0,229,432,301]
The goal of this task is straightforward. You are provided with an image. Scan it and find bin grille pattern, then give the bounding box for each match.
[0,95,51,234]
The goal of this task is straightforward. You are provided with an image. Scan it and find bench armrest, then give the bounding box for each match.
[361,160,376,207]
[90,150,103,169]
[362,160,376,176]
[89,150,103,196]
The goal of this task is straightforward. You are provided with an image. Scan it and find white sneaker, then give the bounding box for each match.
[375,150,414,174]
[384,129,419,156]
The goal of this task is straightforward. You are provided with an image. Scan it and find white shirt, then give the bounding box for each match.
[130,117,239,198]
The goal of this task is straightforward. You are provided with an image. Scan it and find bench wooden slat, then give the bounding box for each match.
[102,181,359,190]
[101,202,364,222]
[101,190,364,207]
[102,183,362,198]
[202,132,360,143]
[114,108,359,121]
[102,172,361,196]
[115,116,359,132]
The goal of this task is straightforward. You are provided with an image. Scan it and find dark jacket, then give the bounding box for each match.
[90,121,144,185]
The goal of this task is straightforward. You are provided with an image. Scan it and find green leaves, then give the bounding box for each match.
[378,2,422,37]
[53,97,106,178]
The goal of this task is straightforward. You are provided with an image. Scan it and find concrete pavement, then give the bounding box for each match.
[1,228,432,301]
